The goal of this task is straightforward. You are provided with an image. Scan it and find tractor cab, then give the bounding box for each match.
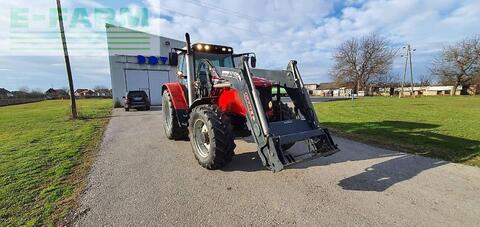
[173,43,235,79]
[170,42,256,80]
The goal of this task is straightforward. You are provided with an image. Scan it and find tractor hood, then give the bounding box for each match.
[252,76,272,88]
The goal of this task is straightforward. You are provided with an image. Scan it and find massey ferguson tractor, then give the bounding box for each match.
[161,33,339,172]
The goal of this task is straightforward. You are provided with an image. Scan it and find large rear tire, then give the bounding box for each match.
[162,90,188,140]
[189,105,235,169]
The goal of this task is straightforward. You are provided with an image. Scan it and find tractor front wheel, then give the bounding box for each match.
[189,105,235,169]
[162,90,188,140]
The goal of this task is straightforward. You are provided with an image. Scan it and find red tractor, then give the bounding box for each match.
[162,33,338,172]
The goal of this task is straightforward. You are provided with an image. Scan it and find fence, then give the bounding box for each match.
[0,98,45,107]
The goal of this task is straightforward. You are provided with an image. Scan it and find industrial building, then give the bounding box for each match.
[106,24,185,107]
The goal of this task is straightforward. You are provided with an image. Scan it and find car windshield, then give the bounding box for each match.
[127,91,147,98]
[194,53,234,70]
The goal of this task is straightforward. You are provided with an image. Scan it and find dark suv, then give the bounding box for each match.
[123,90,150,111]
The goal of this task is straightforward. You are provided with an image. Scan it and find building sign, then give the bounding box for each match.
[137,55,168,65]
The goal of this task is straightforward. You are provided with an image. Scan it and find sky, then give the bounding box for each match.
[0,0,479,91]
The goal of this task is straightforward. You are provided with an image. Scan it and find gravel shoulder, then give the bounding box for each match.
[74,107,480,226]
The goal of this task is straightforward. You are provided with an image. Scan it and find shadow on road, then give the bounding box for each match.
[223,145,447,192]
[220,120,480,192]
[337,154,446,192]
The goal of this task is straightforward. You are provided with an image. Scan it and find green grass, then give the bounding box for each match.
[315,96,480,167]
[0,99,111,226]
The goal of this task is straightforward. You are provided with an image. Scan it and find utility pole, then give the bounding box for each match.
[399,44,416,98]
[400,46,408,98]
[408,44,415,98]
[56,0,77,119]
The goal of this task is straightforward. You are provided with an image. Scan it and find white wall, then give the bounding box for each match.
[106,24,185,107]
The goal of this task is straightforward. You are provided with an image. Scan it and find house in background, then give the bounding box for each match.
[74,89,94,97]
[93,89,112,97]
[304,84,318,91]
[0,88,14,99]
[45,88,69,99]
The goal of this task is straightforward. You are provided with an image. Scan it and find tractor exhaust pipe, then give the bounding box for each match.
[185,33,192,54]
[185,33,194,106]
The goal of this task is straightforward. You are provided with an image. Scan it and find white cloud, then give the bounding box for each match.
[1,0,480,90]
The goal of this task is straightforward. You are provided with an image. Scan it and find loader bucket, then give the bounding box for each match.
[268,119,339,169]
[218,58,339,172]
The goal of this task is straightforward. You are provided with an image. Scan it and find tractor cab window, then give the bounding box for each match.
[194,53,234,70]
[177,54,187,85]
[178,54,186,76]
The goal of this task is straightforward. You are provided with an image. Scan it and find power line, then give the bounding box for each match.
[183,0,263,22]
[159,6,270,39]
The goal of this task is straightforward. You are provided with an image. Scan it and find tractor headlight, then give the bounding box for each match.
[268,101,273,109]
[196,44,203,50]
[204,45,210,51]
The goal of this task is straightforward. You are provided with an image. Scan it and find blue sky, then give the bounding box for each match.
[0,0,479,91]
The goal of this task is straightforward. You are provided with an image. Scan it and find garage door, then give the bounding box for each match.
[125,70,149,93]
[148,71,169,105]
[125,70,169,106]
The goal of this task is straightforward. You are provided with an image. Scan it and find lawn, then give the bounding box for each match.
[0,99,111,226]
[315,96,480,167]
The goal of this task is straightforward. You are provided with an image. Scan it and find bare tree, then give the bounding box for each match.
[93,85,109,91]
[431,35,480,95]
[418,74,434,86]
[376,72,400,87]
[18,86,30,93]
[330,33,395,92]
[30,88,45,98]
[374,72,400,96]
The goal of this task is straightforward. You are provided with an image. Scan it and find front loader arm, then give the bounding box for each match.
[217,59,285,171]
[215,57,339,172]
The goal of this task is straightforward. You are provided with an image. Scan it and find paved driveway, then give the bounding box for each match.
[74,107,480,226]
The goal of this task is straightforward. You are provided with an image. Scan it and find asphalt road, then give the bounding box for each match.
[74,107,480,226]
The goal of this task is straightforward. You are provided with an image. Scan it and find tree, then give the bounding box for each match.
[431,35,480,95]
[93,85,109,91]
[418,74,434,86]
[330,33,395,92]
[376,72,400,87]
[18,86,30,93]
[375,72,400,96]
[30,88,45,98]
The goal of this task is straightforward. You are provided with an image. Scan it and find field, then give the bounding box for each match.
[315,96,480,167]
[0,100,111,226]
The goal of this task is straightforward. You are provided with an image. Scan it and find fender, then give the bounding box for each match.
[162,82,188,110]
[162,82,189,127]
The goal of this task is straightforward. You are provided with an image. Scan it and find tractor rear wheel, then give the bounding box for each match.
[188,105,235,169]
[162,90,188,140]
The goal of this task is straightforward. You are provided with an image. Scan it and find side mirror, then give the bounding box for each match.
[169,52,178,66]
[177,71,186,79]
[250,56,256,68]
